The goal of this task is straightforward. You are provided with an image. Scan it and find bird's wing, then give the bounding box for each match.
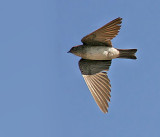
[81,17,122,47]
[79,59,112,113]
[83,72,111,113]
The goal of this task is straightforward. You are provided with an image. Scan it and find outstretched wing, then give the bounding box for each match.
[79,59,112,113]
[81,17,122,47]
[83,72,111,113]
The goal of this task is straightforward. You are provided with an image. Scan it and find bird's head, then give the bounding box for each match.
[67,47,78,54]
[67,45,83,56]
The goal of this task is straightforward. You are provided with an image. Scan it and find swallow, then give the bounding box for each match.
[68,17,137,113]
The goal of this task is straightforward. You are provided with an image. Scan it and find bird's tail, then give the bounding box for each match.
[117,49,137,59]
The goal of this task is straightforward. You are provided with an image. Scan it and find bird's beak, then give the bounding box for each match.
[67,50,71,53]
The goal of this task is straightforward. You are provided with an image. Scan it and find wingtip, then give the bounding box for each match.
[102,108,108,114]
[117,17,122,20]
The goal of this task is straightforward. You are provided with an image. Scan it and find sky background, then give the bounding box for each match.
[0,0,160,137]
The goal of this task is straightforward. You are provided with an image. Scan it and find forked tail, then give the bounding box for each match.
[117,49,137,59]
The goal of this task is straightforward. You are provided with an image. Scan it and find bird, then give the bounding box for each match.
[68,17,137,113]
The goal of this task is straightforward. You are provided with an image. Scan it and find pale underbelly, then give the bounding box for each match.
[82,54,115,60]
[81,47,119,60]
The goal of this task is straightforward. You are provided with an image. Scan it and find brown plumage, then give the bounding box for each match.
[79,59,111,113]
[81,17,122,46]
[83,73,111,113]
[68,17,137,113]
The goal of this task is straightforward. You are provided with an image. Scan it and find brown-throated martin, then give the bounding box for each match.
[68,17,137,113]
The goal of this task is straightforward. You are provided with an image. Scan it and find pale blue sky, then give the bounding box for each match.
[0,0,160,137]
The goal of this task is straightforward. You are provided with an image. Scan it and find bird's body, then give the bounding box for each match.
[73,45,120,60]
[68,17,137,113]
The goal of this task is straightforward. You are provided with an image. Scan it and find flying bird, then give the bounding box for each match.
[68,17,137,113]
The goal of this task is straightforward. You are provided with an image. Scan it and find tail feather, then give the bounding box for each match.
[118,49,137,59]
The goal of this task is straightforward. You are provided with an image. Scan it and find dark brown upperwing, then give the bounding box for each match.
[81,17,122,47]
